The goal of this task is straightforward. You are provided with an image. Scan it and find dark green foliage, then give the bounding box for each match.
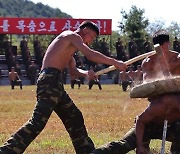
[0,0,72,53]
[0,0,72,18]
[119,6,149,54]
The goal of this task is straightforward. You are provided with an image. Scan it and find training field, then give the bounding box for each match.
[0,85,170,153]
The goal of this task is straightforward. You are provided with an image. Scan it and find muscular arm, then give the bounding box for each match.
[135,102,164,151]
[136,107,154,149]
[16,72,21,80]
[68,57,88,78]
[9,73,12,81]
[70,34,126,71]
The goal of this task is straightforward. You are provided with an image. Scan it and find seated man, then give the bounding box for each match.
[89,78,102,90]
[9,67,22,90]
[126,65,135,88]
[92,30,180,154]
[89,66,102,90]
[70,75,81,89]
[134,65,143,86]
[119,69,131,91]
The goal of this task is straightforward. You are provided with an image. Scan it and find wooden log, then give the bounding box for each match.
[95,51,156,76]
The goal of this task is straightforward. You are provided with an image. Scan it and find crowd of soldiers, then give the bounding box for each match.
[1,36,41,88]
[1,35,180,90]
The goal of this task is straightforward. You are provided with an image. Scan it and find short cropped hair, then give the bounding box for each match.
[79,20,100,36]
[152,30,169,45]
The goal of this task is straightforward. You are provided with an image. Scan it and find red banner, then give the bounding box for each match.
[0,18,112,35]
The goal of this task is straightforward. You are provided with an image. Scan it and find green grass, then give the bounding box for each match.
[0,85,171,153]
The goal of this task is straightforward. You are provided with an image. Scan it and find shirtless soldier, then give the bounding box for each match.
[0,21,126,154]
[9,67,22,90]
[134,65,143,85]
[119,69,131,91]
[92,30,180,154]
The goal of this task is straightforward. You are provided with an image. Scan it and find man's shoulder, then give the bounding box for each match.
[142,55,156,66]
[58,30,81,42]
[9,71,17,74]
[170,50,179,54]
[60,30,78,37]
[169,50,180,59]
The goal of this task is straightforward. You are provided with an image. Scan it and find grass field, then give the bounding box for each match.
[0,85,171,154]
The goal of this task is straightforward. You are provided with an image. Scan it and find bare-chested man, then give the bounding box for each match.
[0,21,126,154]
[9,67,22,90]
[92,30,180,154]
[134,65,143,85]
[127,65,135,88]
[70,74,81,89]
[119,69,131,91]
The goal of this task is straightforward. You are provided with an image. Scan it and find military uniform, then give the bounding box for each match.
[0,67,94,154]
[92,120,180,154]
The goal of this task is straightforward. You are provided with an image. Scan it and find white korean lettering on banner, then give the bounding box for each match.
[27,20,36,32]
[16,20,26,32]
[73,21,80,30]
[0,20,10,32]
[62,20,72,31]
[96,20,102,32]
[103,21,106,32]
[37,21,46,31]
[48,21,57,32]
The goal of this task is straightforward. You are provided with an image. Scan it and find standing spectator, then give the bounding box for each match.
[33,36,43,66]
[128,37,138,59]
[9,67,22,90]
[128,37,139,69]
[173,37,180,53]
[3,37,13,71]
[15,63,21,76]
[20,36,31,70]
[143,37,152,53]
[20,36,28,60]
[128,37,134,58]
[28,61,38,85]
[100,38,107,55]
[10,55,18,68]
[115,38,127,61]
[100,38,110,56]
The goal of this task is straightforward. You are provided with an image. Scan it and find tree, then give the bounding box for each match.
[0,0,72,18]
[167,21,180,38]
[118,5,149,54]
[146,19,166,35]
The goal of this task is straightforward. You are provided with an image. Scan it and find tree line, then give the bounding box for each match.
[0,0,71,18]
[0,1,180,56]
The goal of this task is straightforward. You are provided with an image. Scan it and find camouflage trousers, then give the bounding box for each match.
[0,67,94,154]
[92,120,180,154]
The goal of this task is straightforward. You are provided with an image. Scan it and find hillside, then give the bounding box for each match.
[0,0,72,18]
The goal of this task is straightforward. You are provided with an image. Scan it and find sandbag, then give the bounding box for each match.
[130,76,180,98]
